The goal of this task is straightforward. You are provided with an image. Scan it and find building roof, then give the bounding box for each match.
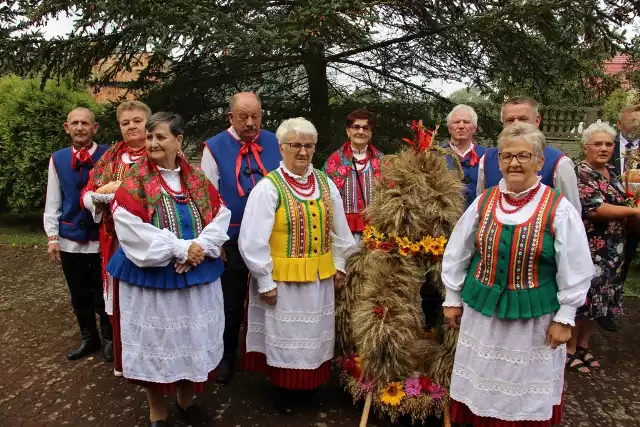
[604,54,631,75]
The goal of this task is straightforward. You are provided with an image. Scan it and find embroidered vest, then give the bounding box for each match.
[266,169,337,282]
[461,186,563,319]
[342,164,375,232]
[203,130,281,240]
[107,194,224,289]
[484,146,564,189]
[52,145,109,242]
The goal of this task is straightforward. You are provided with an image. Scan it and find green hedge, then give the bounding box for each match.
[0,76,104,213]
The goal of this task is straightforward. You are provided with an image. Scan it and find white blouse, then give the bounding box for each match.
[239,161,357,293]
[111,167,230,268]
[442,179,594,326]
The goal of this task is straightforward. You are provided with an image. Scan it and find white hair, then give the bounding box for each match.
[275,117,318,145]
[581,122,617,145]
[447,104,478,126]
[498,122,546,156]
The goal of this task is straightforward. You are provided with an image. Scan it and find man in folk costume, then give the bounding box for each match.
[201,92,281,384]
[239,118,357,414]
[323,109,384,242]
[81,100,151,376]
[608,104,640,332]
[45,107,111,361]
[441,104,486,209]
[442,124,594,427]
[477,96,581,213]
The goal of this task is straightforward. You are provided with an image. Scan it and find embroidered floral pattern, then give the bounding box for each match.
[323,142,383,191]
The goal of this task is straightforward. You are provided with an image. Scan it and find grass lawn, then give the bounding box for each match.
[0,226,46,248]
[625,267,640,298]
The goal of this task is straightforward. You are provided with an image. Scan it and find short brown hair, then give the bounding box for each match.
[346,108,376,132]
[116,100,151,121]
[501,96,539,122]
[621,104,640,116]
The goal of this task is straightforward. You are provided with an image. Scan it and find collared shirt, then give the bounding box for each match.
[619,134,640,175]
[44,142,100,253]
[449,141,475,158]
[201,126,242,190]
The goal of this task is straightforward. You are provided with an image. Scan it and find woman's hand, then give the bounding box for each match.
[546,322,571,349]
[187,242,205,265]
[174,262,192,274]
[260,288,277,305]
[443,306,463,329]
[95,180,121,194]
[333,271,346,290]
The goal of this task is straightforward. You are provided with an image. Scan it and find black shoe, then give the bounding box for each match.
[176,403,209,427]
[274,387,295,415]
[68,312,102,361]
[216,359,234,385]
[102,339,114,362]
[150,421,168,427]
[597,314,619,332]
[99,315,114,362]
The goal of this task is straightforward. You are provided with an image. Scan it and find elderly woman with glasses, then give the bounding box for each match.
[441,123,594,426]
[323,108,384,242]
[106,112,229,427]
[567,122,640,373]
[239,117,357,414]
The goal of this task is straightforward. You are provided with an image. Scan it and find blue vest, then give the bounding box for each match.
[51,145,108,242]
[204,130,281,240]
[483,146,564,189]
[107,196,224,290]
[441,143,486,210]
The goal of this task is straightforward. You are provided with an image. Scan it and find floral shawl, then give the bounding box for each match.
[323,142,384,190]
[115,155,223,226]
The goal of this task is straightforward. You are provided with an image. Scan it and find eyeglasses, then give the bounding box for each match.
[284,143,316,152]
[349,125,372,132]
[586,142,615,148]
[498,152,534,164]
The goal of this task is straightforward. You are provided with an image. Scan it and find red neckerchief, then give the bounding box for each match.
[453,143,479,167]
[71,146,93,170]
[229,130,268,197]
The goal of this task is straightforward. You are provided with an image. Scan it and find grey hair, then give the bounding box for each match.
[146,112,185,136]
[581,122,616,145]
[498,122,546,156]
[500,96,539,123]
[275,117,318,145]
[446,104,478,126]
[228,92,261,112]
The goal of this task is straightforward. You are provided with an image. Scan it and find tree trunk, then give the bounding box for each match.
[303,42,331,152]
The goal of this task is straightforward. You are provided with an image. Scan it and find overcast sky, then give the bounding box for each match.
[38,13,640,97]
[39,14,467,96]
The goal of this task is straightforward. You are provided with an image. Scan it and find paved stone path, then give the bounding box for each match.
[0,246,638,426]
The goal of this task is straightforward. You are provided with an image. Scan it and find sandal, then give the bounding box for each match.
[566,352,590,373]
[576,346,600,368]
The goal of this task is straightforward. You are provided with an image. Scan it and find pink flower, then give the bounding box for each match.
[371,158,381,170]
[404,377,422,397]
[326,157,339,173]
[337,165,351,177]
[594,238,606,249]
[334,177,345,189]
[428,384,446,400]
[360,380,374,392]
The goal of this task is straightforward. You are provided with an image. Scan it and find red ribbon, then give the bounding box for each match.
[72,148,93,170]
[236,140,268,197]
[468,147,479,167]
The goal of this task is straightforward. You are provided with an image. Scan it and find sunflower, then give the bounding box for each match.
[380,382,406,406]
[419,236,434,253]
[430,236,447,255]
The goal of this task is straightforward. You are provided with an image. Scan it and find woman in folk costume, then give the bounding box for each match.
[323,109,384,242]
[239,117,357,414]
[441,123,594,427]
[81,100,151,376]
[106,112,229,427]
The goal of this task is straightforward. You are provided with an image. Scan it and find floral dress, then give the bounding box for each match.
[575,161,626,320]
